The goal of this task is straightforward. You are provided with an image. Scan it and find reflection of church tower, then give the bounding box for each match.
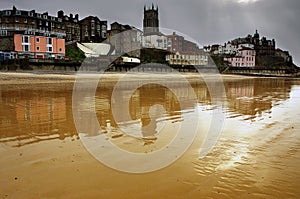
[143,4,159,35]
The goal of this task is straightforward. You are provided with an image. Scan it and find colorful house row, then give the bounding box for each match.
[14,34,65,59]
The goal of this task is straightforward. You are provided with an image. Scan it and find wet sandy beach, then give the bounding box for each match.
[0,72,300,198]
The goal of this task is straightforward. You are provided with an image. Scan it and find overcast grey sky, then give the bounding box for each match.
[1,0,300,65]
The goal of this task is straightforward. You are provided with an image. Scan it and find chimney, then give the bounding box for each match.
[70,14,73,19]
[75,14,79,20]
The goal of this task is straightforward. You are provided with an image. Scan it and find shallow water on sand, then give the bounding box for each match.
[0,75,299,198]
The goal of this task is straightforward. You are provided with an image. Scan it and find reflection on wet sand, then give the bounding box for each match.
[226,79,291,120]
[0,78,293,146]
[0,85,77,147]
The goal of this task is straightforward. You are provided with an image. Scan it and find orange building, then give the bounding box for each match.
[14,34,65,59]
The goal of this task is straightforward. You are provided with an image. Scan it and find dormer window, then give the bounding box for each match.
[4,11,11,15]
[43,15,47,19]
[37,14,41,18]
[16,10,21,15]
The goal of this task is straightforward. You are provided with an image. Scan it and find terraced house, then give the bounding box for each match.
[0,6,66,59]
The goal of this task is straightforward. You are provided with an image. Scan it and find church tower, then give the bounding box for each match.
[143,3,159,35]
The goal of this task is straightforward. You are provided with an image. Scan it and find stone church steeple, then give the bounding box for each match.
[143,4,159,35]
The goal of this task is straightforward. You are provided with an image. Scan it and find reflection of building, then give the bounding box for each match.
[225,79,291,117]
[16,97,66,124]
[0,86,75,146]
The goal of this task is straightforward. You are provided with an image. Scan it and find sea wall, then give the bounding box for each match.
[223,67,299,77]
[0,59,81,71]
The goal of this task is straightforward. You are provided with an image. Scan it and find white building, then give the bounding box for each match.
[142,33,168,50]
[215,43,238,55]
[238,43,254,50]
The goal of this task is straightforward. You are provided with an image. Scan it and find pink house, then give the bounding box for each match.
[224,47,256,67]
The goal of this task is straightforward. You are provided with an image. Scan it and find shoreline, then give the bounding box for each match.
[0,71,298,85]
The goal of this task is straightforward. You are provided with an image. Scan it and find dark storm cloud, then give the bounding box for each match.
[1,0,299,65]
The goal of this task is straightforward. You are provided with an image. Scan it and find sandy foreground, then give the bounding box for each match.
[0,71,258,85]
[0,71,300,199]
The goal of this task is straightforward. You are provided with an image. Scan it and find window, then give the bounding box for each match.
[0,30,8,36]
[24,18,27,23]
[22,36,30,43]
[36,46,40,51]
[43,15,47,19]
[22,45,30,52]
[46,22,48,26]
[36,37,40,43]
[39,20,42,25]
[5,11,11,15]
[47,47,52,52]
[85,26,88,36]
[59,48,62,52]
[15,18,19,22]
[16,10,21,15]
[47,38,52,45]
[37,14,41,18]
